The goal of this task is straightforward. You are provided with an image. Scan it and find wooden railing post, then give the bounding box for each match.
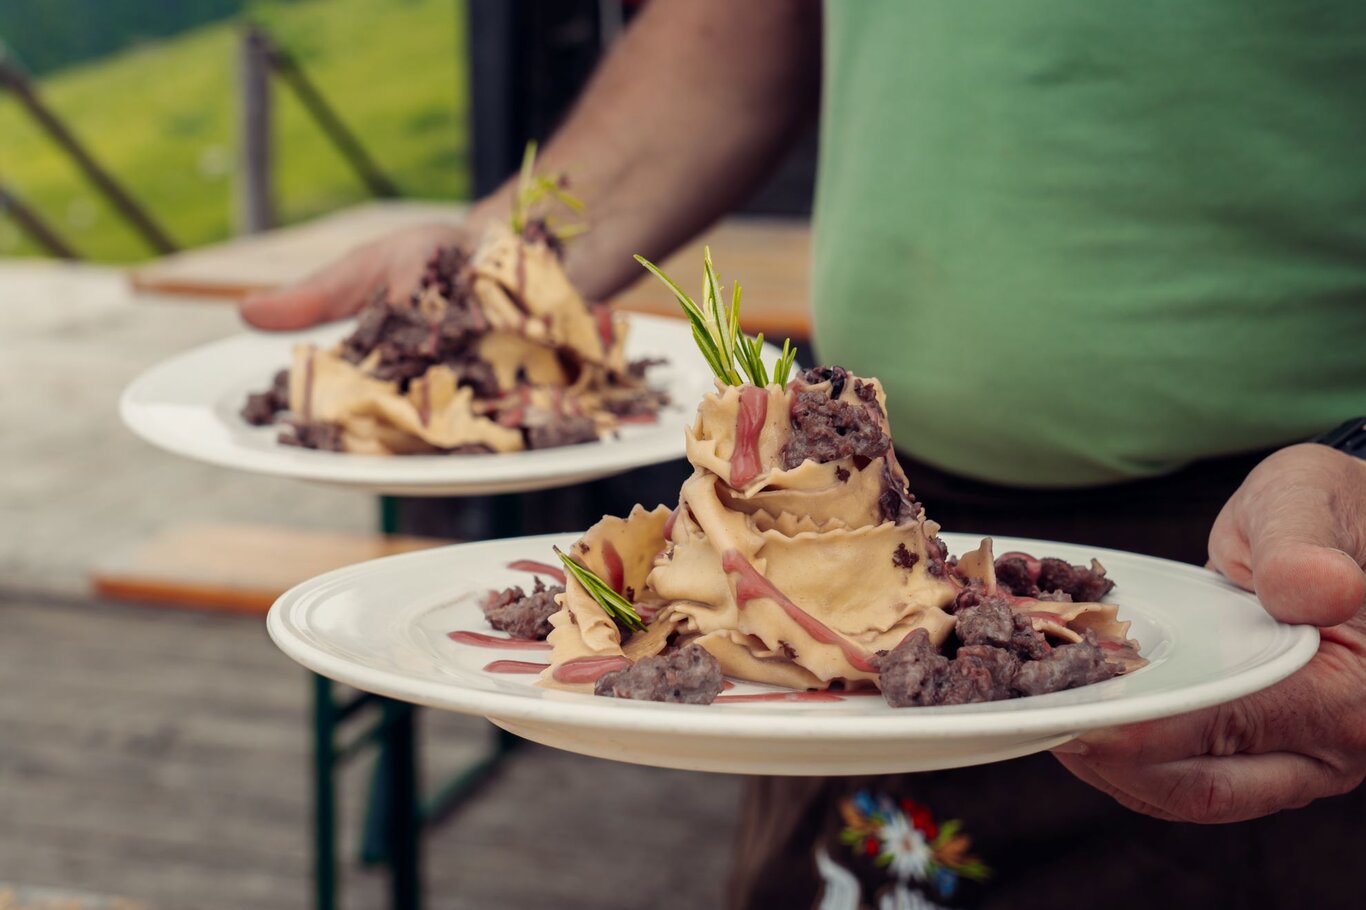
[236,26,274,235]
[0,181,81,259]
[0,52,177,254]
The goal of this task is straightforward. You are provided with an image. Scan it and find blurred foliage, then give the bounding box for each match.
[0,0,250,76]
[0,0,469,262]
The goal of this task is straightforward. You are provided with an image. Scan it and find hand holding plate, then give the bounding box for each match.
[1053,443,1366,823]
[240,221,473,330]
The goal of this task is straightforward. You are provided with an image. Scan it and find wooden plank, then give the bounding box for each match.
[89,521,447,614]
[127,200,468,298]
[127,201,813,338]
[0,885,146,910]
[615,217,811,341]
[0,594,740,910]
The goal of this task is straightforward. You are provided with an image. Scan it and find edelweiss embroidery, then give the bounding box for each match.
[837,790,989,901]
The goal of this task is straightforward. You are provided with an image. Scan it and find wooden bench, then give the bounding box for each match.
[91,522,445,614]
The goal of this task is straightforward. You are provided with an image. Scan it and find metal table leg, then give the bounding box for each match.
[313,674,338,910]
[312,494,522,910]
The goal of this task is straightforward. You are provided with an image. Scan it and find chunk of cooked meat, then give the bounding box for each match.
[482,577,564,640]
[594,645,725,704]
[1012,634,1117,696]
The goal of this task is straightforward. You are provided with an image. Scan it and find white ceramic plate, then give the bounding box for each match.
[267,531,1319,776]
[120,313,720,496]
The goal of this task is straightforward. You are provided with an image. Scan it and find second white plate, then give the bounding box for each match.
[120,312,718,496]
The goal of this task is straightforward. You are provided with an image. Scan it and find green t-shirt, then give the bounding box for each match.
[813,0,1366,487]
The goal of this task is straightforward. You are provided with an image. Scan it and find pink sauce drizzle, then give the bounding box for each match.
[662,506,680,540]
[602,541,625,595]
[729,386,768,488]
[507,559,566,584]
[449,630,552,650]
[998,551,1042,582]
[497,387,532,428]
[484,659,548,674]
[1025,611,1065,623]
[721,549,878,673]
[592,303,615,349]
[614,413,659,425]
[417,380,431,427]
[301,348,316,422]
[715,691,844,704]
[552,655,631,684]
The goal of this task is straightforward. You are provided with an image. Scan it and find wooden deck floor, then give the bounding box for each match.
[0,594,740,910]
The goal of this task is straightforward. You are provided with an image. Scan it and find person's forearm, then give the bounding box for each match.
[468,0,822,300]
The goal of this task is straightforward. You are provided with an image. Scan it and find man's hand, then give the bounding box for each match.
[239,221,471,330]
[1053,443,1366,823]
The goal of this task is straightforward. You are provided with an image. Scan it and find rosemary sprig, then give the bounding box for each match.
[509,141,586,238]
[773,337,797,386]
[553,546,647,633]
[634,246,800,388]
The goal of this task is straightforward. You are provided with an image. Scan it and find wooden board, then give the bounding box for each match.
[90,521,446,614]
[128,200,813,339]
[0,594,740,910]
[0,886,144,910]
[127,201,466,299]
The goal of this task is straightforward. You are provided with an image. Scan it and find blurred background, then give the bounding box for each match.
[0,2,816,908]
[0,0,812,262]
[0,0,472,261]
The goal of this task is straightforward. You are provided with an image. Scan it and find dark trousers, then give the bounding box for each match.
[729,448,1365,910]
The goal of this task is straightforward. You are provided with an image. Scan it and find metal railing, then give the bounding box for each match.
[237,24,399,235]
[0,50,178,258]
[0,24,400,258]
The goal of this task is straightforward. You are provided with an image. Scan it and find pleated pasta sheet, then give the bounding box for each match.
[282,223,658,454]
[543,367,1144,694]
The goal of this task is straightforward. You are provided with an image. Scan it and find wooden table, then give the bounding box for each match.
[129,200,814,341]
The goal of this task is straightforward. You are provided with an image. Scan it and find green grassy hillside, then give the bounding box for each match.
[0,0,468,262]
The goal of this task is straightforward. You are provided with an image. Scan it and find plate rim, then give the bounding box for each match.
[266,531,1320,739]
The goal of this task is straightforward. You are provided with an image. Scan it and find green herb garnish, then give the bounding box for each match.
[510,141,586,239]
[553,546,647,633]
[634,246,798,387]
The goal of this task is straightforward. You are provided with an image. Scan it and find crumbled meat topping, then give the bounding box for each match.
[939,645,1020,704]
[521,218,566,259]
[523,411,600,450]
[626,357,667,380]
[951,583,983,614]
[1012,634,1117,696]
[877,458,923,525]
[780,390,891,471]
[601,387,671,418]
[955,595,1050,660]
[873,630,949,708]
[482,577,564,640]
[242,368,290,426]
[594,644,724,704]
[892,543,919,570]
[995,554,1116,602]
[799,365,848,398]
[279,420,345,452]
[334,246,491,391]
[878,594,1113,706]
